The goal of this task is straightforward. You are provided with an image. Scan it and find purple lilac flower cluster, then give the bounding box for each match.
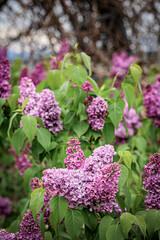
[0,229,18,240]
[110,51,137,87]
[0,59,11,99]
[143,153,160,211]
[81,80,94,105]
[115,99,142,145]
[64,137,86,169]
[50,39,69,70]
[19,67,30,80]
[0,197,12,217]
[31,62,47,86]
[86,96,108,131]
[0,46,7,60]
[42,144,121,213]
[19,78,62,134]
[10,146,32,175]
[143,77,160,127]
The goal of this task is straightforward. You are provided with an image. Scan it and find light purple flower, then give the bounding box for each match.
[31,62,47,86]
[0,46,7,60]
[0,197,12,217]
[0,229,17,240]
[0,59,11,99]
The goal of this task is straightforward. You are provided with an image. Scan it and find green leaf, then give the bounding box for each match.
[68,65,87,86]
[44,231,53,240]
[39,205,47,236]
[118,165,128,191]
[73,121,89,137]
[49,195,68,225]
[118,151,132,169]
[47,70,66,90]
[36,128,51,152]
[48,141,57,151]
[135,136,147,153]
[7,112,19,140]
[22,97,30,110]
[134,215,146,237]
[29,188,45,221]
[7,219,20,233]
[81,209,98,231]
[22,115,37,144]
[99,215,113,240]
[59,81,70,97]
[146,209,160,235]
[106,224,124,240]
[101,89,116,98]
[108,98,125,129]
[36,117,44,128]
[87,76,99,93]
[120,212,134,238]
[123,184,131,211]
[102,119,115,144]
[8,94,19,111]
[12,128,26,155]
[65,209,83,240]
[37,79,47,93]
[129,64,142,86]
[64,111,75,125]
[123,84,135,110]
[80,52,91,75]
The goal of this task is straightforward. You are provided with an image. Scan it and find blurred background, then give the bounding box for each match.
[0,0,160,76]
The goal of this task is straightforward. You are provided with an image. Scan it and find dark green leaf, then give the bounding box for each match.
[102,120,115,144]
[134,215,146,237]
[29,188,45,221]
[118,165,128,191]
[123,83,135,110]
[99,215,113,240]
[120,212,134,238]
[22,115,37,144]
[108,98,125,129]
[37,128,51,152]
[64,111,75,125]
[73,121,89,137]
[12,128,26,155]
[106,224,124,240]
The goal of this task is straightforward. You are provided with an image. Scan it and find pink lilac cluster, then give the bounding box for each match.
[31,62,47,86]
[19,67,30,80]
[81,80,94,105]
[10,146,32,175]
[143,77,160,127]
[110,51,137,87]
[0,59,11,99]
[0,46,7,60]
[19,78,62,134]
[30,177,52,224]
[50,39,69,70]
[115,100,142,145]
[143,153,160,211]
[42,144,121,213]
[64,137,86,169]
[0,229,18,240]
[0,197,12,217]
[86,96,108,131]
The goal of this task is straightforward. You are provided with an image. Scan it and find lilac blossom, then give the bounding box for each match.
[86,96,108,131]
[143,153,160,211]
[31,62,47,86]
[0,229,17,240]
[0,46,7,60]
[19,67,30,80]
[64,137,86,169]
[115,99,142,144]
[0,59,11,99]
[0,197,12,217]
[143,77,160,127]
[110,51,137,87]
[42,144,121,213]
[18,77,36,105]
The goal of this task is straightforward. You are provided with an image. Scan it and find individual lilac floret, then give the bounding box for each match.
[86,96,108,131]
[50,39,69,70]
[19,67,30,80]
[0,46,7,60]
[143,77,160,127]
[18,210,43,240]
[0,229,17,240]
[0,197,12,217]
[31,62,47,86]
[64,137,86,169]
[110,51,137,87]
[18,77,36,105]
[115,100,142,145]
[0,59,11,99]
[38,89,63,134]
[143,153,160,211]
[42,144,120,213]
[10,147,32,175]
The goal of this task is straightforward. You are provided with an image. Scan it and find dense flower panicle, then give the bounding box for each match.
[43,144,120,213]
[0,197,12,217]
[143,153,160,211]
[81,81,94,94]
[10,147,32,175]
[18,77,36,105]
[0,46,7,60]
[86,96,108,131]
[29,177,41,190]
[50,39,69,70]
[18,79,62,134]
[64,137,86,169]
[110,51,137,86]
[18,210,43,240]
[143,77,160,127]
[115,100,142,144]
[0,59,11,99]
[19,67,30,80]
[0,229,17,240]
[31,62,47,86]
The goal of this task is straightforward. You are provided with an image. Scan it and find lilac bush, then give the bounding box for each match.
[143,153,160,211]
[143,76,160,127]
[0,59,11,99]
